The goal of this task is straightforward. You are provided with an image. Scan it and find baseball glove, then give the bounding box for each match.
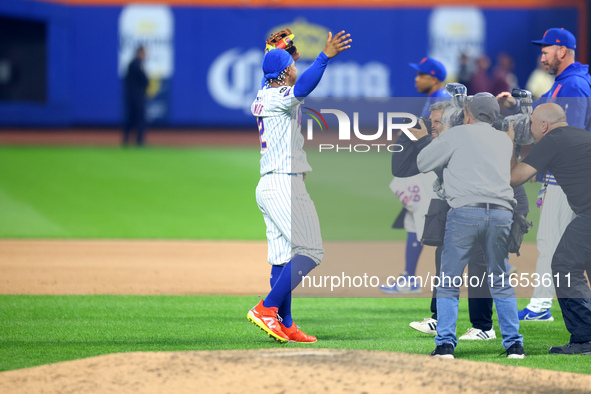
[266,29,300,60]
[507,211,533,256]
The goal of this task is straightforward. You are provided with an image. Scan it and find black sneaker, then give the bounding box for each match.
[430,343,454,359]
[549,341,591,355]
[503,342,526,359]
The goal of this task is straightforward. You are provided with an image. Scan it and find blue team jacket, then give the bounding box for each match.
[538,62,591,132]
[421,88,451,117]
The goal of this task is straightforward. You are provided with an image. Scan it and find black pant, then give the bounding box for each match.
[123,102,146,146]
[431,244,493,331]
[552,210,591,343]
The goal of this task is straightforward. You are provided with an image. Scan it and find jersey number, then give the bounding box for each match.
[257,117,267,149]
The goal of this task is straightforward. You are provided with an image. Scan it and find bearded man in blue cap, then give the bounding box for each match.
[246,31,352,344]
[531,28,591,131]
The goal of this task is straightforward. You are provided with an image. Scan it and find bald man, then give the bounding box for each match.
[510,103,591,355]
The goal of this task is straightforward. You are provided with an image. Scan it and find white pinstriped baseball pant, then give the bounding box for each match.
[256,173,324,266]
[527,183,576,312]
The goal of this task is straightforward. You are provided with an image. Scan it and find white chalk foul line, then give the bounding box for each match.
[258,351,340,358]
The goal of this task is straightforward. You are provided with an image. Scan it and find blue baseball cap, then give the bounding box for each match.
[409,57,447,81]
[532,28,576,50]
[263,49,294,79]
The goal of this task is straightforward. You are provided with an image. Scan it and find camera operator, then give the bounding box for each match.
[510,103,591,355]
[381,59,451,295]
[392,87,528,343]
[415,93,525,359]
[382,101,450,295]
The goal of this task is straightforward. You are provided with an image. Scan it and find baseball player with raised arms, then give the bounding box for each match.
[247,30,352,343]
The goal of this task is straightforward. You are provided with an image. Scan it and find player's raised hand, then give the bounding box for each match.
[323,30,352,58]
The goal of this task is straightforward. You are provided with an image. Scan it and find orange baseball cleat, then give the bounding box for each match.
[280,322,317,343]
[247,300,289,343]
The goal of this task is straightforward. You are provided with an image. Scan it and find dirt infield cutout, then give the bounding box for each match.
[0,240,539,297]
[1,348,591,393]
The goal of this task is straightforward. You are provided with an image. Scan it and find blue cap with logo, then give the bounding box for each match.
[263,49,294,79]
[409,57,447,81]
[532,28,576,50]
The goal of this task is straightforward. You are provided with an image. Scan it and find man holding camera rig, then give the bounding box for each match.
[510,103,591,355]
[381,59,451,294]
[382,101,450,295]
[413,92,525,359]
[392,84,530,346]
[498,28,591,322]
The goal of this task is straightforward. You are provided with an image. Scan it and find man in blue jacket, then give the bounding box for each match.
[499,28,591,322]
[409,57,451,117]
[533,28,591,131]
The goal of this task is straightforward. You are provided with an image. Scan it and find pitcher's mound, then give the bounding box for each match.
[1,348,590,393]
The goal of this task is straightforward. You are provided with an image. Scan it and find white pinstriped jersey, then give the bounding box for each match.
[389,172,438,240]
[251,86,312,176]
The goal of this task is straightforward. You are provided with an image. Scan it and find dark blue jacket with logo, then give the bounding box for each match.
[537,62,591,132]
[421,88,451,117]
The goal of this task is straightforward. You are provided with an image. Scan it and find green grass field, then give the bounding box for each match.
[0,146,542,241]
[0,296,583,374]
[0,146,574,374]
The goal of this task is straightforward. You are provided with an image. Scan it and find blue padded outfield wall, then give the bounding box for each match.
[0,0,583,127]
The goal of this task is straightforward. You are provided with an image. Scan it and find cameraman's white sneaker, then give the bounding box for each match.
[409,318,437,335]
[459,327,496,340]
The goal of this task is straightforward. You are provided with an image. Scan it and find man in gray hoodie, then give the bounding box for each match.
[416,93,525,359]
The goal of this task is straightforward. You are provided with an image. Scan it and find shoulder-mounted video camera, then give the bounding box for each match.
[511,88,533,115]
[418,116,432,133]
[445,83,468,109]
[440,83,468,129]
[491,88,534,145]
